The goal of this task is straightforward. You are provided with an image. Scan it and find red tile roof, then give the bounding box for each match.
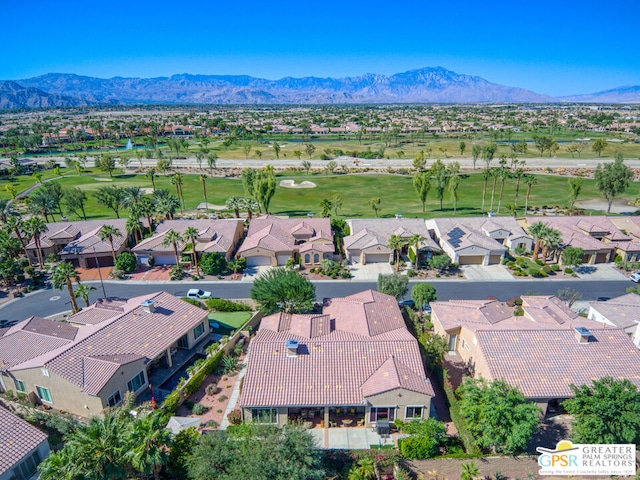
[0,406,48,475]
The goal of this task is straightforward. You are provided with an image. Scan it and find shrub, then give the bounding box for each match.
[182,298,206,309]
[399,436,439,459]
[564,267,574,274]
[115,251,137,273]
[535,259,544,266]
[550,264,560,272]
[514,247,526,256]
[206,420,219,428]
[206,384,221,396]
[218,395,228,402]
[206,298,252,312]
[200,252,227,275]
[407,269,417,277]
[227,408,242,425]
[169,265,185,280]
[192,403,206,415]
[542,265,552,273]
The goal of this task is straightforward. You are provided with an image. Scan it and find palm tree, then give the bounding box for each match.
[528,221,548,261]
[489,168,498,212]
[387,234,406,273]
[171,173,185,213]
[0,199,16,223]
[162,229,183,265]
[126,216,144,244]
[407,233,425,268]
[74,283,96,308]
[98,225,123,264]
[146,168,157,192]
[199,174,208,208]
[5,215,28,258]
[183,226,200,275]
[226,196,243,218]
[496,167,511,214]
[125,413,170,480]
[447,162,461,215]
[153,190,180,220]
[524,174,537,215]
[25,216,48,268]
[207,152,218,175]
[513,166,525,213]
[122,186,143,210]
[480,168,491,214]
[348,456,375,480]
[540,227,562,263]
[50,261,80,313]
[460,461,481,480]
[241,197,260,220]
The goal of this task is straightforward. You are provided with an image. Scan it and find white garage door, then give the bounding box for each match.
[246,256,271,267]
[276,254,291,265]
[365,253,391,264]
[154,253,176,265]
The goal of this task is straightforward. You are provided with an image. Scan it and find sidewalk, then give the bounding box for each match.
[219,354,249,429]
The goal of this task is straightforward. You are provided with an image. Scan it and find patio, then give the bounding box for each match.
[309,427,395,450]
[288,406,366,429]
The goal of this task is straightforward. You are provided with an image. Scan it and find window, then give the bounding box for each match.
[107,390,122,407]
[193,322,205,340]
[127,371,146,393]
[14,379,26,393]
[36,385,52,403]
[251,408,277,424]
[405,406,423,420]
[313,253,319,263]
[10,450,41,480]
[304,254,310,263]
[369,407,395,422]
[41,368,49,377]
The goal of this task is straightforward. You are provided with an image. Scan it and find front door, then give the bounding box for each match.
[448,334,458,352]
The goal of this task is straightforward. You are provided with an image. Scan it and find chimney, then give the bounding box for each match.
[285,339,299,357]
[140,299,156,314]
[574,327,593,344]
[395,213,403,220]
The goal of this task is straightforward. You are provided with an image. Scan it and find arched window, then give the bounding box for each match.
[314,254,320,263]
[304,254,310,263]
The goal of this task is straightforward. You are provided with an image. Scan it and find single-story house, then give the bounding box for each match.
[426,217,532,265]
[588,293,640,347]
[239,290,434,428]
[0,292,209,418]
[607,216,640,263]
[431,295,640,415]
[0,406,50,480]
[26,219,128,268]
[132,219,244,265]
[344,217,441,266]
[237,215,334,267]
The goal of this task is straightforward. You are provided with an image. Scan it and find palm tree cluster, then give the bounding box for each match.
[225,196,260,220]
[387,233,425,272]
[412,159,463,214]
[528,221,564,263]
[479,159,536,216]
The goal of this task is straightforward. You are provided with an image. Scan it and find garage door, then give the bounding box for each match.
[276,254,291,265]
[459,255,484,265]
[246,255,271,267]
[85,255,114,268]
[365,253,391,264]
[488,255,502,265]
[154,254,176,265]
[595,252,609,263]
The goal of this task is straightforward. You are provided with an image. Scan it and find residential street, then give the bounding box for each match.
[0,278,631,322]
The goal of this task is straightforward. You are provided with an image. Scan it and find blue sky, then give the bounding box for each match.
[2,0,639,96]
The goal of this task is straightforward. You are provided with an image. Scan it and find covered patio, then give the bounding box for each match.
[288,406,366,428]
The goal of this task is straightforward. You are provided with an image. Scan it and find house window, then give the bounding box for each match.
[10,450,41,480]
[107,390,122,407]
[369,407,395,422]
[304,254,310,263]
[251,408,277,424]
[41,368,49,377]
[193,322,205,340]
[314,253,319,263]
[127,371,146,393]
[36,385,52,403]
[405,406,423,420]
[14,379,26,393]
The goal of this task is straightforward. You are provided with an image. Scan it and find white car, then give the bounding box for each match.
[186,288,212,299]
[630,273,640,283]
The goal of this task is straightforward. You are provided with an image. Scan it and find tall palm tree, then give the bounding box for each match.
[226,196,243,218]
[387,234,406,273]
[489,168,499,212]
[496,167,511,214]
[162,229,183,265]
[5,215,28,258]
[0,199,16,223]
[540,227,562,262]
[171,173,185,213]
[183,226,200,275]
[98,225,123,264]
[447,162,461,215]
[513,166,525,214]
[407,233,426,268]
[524,174,537,215]
[74,283,96,308]
[136,196,155,235]
[126,216,144,244]
[146,168,157,192]
[528,222,548,262]
[242,197,260,220]
[50,261,80,313]
[125,413,170,480]
[480,168,491,214]
[199,174,208,208]
[122,186,143,211]
[25,216,48,268]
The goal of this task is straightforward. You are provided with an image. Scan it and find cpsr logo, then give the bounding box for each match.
[537,440,636,476]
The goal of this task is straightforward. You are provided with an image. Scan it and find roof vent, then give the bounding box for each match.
[395,213,403,219]
[285,339,299,357]
[574,327,593,343]
[141,299,156,314]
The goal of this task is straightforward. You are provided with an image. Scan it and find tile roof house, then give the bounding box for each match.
[25,219,128,268]
[0,406,50,480]
[588,293,640,347]
[607,216,640,263]
[239,290,434,428]
[237,215,334,267]
[431,295,640,414]
[0,292,209,418]
[344,217,441,266]
[426,217,532,265]
[132,219,244,265]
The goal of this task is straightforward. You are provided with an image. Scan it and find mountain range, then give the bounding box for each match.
[0,67,638,109]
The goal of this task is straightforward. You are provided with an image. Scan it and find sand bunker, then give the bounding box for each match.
[93,177,112,182]
[279,179,317,188]
[574,199,639,214]
[197,203,228,211]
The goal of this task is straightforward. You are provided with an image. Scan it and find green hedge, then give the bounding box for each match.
[436,367,480,455]
[206,298,252,312]
[398,436,438,459]
[162,349,225,414]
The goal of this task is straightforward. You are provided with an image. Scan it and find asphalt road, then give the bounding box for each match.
[0,279,631,323]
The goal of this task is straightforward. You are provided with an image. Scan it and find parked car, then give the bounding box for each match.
[398,299,414,307]
[186,288,212,299]
[630,273,640,283]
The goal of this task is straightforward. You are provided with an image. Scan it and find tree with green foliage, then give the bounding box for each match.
[411,283,437,314]
[96,153,116,177]
[253,166,276,214]
[94,186,126,218]
[594,156,633,213]
[412,150,426,171]
[200,252,227,276]
[561,247,584,269]
[482,141,498,168]
[347,456,375,480]
[63,187,88,220]
[387,234,406,273]
[207,152,218,175]
[447,161,461,215]
[251,267,316,314]
[74,283,96,308]
[115,251,137,274]
[458,378,540,454]
[471,144,481,169]
[50,261,81,313]
[567,177,583,209]
[592,138,608,157]
[331,193,343,216]
[459,141,466,156]
[305,143,316,159]
[98,225,123,264]
[125,412,170,480]
[162,229,183,265]
[460,461,481,480]
[241,168,257,199]
[377,273,408,300]
[272,142,281,159]
[413,171,431,212]
[319,198,332,218]
[168,427,199,478]
[524,174,537,215]
[146,167,157,192]
[183,226,201,274]
[428,254,451,272]
[430,159,449,210]
[563,377,640,445]
[399,418,447,459]
[25,216,48,268]
[368,198,381,217]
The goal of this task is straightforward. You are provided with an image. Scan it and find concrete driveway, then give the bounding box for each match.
[349,262,393,281]
[461,264,514,281]
[241,265,271,282]
[574,264,627,280]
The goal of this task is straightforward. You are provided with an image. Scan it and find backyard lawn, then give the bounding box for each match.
[208,312,252,335]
